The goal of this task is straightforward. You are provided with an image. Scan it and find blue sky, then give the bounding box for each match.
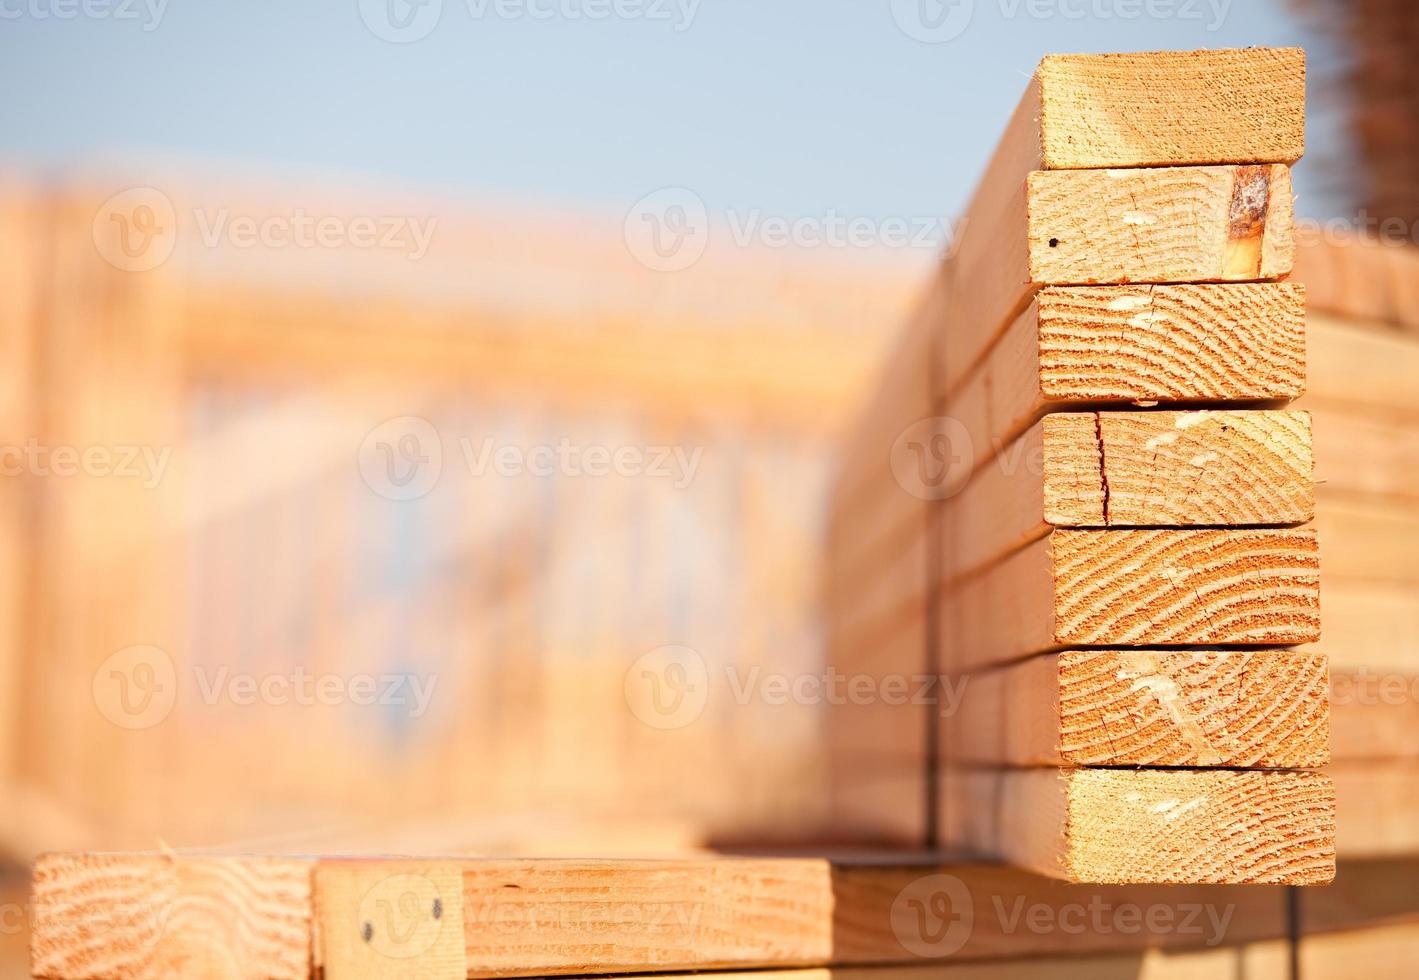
[0,0,1340,220]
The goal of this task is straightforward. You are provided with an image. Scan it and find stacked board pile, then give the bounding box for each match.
[1286,235,1419,973]
[828,47,1335,884]
[1293,237,1419,861]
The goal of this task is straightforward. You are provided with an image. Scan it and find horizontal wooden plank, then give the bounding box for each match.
[1026,165,1294,286]
[32,852,1295,978]
[1034,48,1306,170]
[946,649,1328,768]
[944,769,1335,885]
[941,528,1320,674]
[1033,283,1307,402]
[31,853,313,979]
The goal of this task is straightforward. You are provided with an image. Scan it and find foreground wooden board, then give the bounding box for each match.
[946,284,1307,474]
[943,769,1335,885]
[1028,165,1295,285]
[31,854,312,979]
[1033,49,1306,170]
[31,852,1294,979]
[947,649,1329,768]
[940,527,1320,674]
[942,410,1313,583]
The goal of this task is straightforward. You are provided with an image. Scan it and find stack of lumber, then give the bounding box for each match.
[1294,236,1419,865]
[829,47,1335,885]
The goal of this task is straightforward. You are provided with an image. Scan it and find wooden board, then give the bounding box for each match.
[31,852,313,979]
[942,411,1313,583]
[946,649,1329,768]
[1033,48,1306,170]
[31,852,1295,979]
[940,528,1320,675]
[1027,165,1294,285]
[943,768,1335,885]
